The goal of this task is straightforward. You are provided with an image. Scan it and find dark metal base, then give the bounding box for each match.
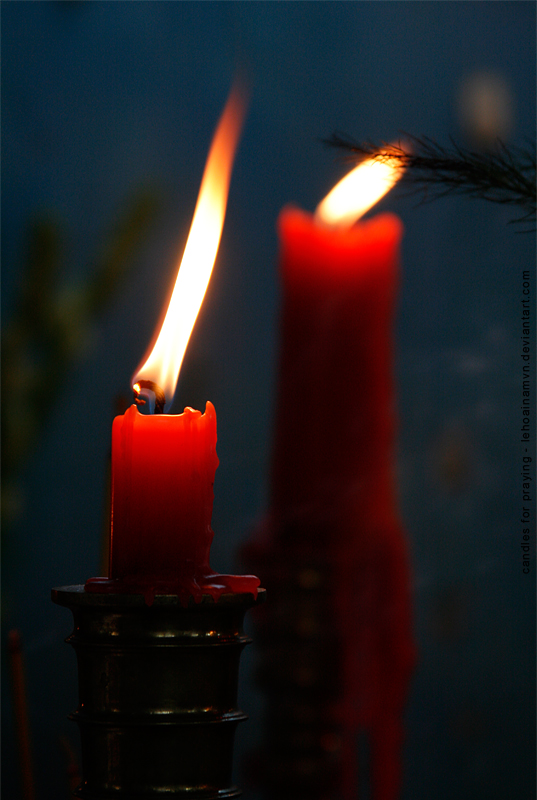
[240,548,344,799]
[52,586,265,799]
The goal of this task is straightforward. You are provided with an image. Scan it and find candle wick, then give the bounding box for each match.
[133,380,166,414]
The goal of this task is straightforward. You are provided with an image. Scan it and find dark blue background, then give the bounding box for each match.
[2,3,535,798]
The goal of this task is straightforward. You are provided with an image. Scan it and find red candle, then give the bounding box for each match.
[245,156,415,800]
[271,208,403,524]
[86,83,259,605]
[110,403,218,586]
[271,155,407,525]
[276,207,413,800]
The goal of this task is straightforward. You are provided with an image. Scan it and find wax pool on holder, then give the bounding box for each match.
[85,401,260,605]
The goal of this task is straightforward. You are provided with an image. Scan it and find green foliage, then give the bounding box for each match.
[1,189,159,530]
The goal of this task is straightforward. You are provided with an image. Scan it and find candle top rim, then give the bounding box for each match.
[278,205,404,246]
[120,401,215,420]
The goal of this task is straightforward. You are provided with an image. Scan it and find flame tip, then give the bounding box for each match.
[134,83,246,402]
[315,145,404,227]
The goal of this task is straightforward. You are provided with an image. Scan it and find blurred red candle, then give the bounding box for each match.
[271,154,406,528]
[251,154,415,800]
[87,83,259,604]
[272,208,403,523]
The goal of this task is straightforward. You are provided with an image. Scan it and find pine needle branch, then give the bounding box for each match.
[325,133,536,227]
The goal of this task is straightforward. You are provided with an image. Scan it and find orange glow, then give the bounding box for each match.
[133,84,247,406]
[314,150,404,227]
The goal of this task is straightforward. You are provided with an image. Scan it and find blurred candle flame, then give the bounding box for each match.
[133,83,247,408]
[315,149,404,227]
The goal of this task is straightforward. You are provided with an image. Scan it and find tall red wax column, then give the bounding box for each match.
[272,208,402,529]
[243,206,415,800]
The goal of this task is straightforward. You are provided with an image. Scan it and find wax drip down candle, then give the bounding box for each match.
[242,154,415,800]
[83,82,260,606]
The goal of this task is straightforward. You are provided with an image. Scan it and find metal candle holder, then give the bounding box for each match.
[52,585,265,799]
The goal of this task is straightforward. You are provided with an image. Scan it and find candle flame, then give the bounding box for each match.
[133,83,247,407]
[314,149,404,227]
